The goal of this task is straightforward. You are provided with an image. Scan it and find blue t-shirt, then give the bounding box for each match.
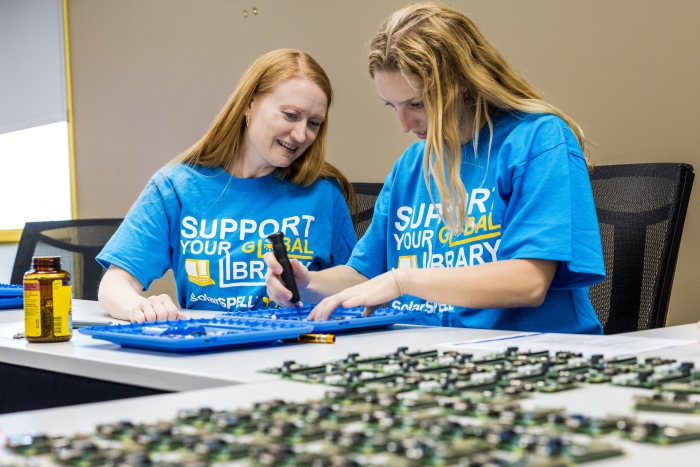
[348,112,605,334]
[97,164,357,311]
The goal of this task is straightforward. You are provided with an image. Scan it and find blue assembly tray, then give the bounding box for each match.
[0,284,23,310]
[219,307,421,333]
[0,296,23,310]
[79,317,314,353]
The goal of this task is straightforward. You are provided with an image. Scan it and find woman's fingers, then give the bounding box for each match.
[128,295,183,323]
[263,252,283,275]
[149,296,170,321]
[265,268,295,308]
[309,286,361,321]
[157,294,181,320]
[264,252,291,305]
[131,309,146,324]
[265,252,310,308]
[289,259,311,288]
[140,302,157,322]
[309,296,343,321]
[310,271,404,321]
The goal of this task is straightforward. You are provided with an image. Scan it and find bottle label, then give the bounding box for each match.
[53,279,72,337]
[24,280,42,337]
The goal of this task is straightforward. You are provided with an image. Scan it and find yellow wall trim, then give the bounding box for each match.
[63,0,78,219]
[0,230,22,244]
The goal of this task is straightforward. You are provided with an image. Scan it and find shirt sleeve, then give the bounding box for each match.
[346,170,394,279]
[499,137,605,289]
[96,172,175,290]
[329,182,358,266]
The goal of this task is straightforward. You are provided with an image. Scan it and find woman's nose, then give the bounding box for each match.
[290,121,308,143]
[397,108,413,133]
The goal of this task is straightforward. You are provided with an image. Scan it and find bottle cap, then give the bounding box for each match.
[31,256,61,271]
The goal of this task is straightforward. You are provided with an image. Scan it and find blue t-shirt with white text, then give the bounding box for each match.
[97,164,357,311]
[347,112,605,334]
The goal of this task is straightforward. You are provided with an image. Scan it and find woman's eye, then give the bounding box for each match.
[411,102,424,109]
[308,121,321,129]
[283,112,297,120]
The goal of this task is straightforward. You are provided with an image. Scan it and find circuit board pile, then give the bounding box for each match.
[263,347,700,407]
[4,347,700,466]
[5,388,628,467]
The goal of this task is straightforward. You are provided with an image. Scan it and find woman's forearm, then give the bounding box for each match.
[98,265,145,320]
[397,259,557,309]
[302,265,368,304]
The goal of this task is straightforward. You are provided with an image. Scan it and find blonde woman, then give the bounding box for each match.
[98,49,358,323]
[265,3,605,334]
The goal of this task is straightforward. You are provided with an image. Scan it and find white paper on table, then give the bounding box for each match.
[437,333,698,358]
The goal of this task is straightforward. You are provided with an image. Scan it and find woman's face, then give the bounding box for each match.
[374,71,427,140]
[375,70,476,145]
[241,78,327,177]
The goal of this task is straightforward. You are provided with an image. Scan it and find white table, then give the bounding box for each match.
[0,300,524,391]
[0,309,22,326]
[3,301,697,392]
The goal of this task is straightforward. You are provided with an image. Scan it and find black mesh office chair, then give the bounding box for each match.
[588,163,694,334]
[351,182,384,239]
[10,219,123,301]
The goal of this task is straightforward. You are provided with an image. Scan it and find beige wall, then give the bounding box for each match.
[68,0,700,324]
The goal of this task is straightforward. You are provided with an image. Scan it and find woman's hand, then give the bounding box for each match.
[125,294,185,323]
[264,252,310,308]
[98,265,186,322]
[307,270,402,321]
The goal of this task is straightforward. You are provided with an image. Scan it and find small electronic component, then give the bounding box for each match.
[661,380,700,394]
[634,392,700,414]
[616,420,700,445]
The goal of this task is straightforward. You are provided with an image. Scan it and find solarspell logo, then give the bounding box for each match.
[185,259,215,286]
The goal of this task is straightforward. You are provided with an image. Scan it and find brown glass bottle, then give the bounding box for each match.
[23,256,73,343]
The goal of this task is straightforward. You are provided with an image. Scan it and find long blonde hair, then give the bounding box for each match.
[368,2,587,232]
[176,48,357,214]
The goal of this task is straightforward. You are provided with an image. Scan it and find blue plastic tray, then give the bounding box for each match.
[0,284,23,310]
[0,296,23,310]
[0,284,22,296]
[219,307,421,333]
[79,317,314,352]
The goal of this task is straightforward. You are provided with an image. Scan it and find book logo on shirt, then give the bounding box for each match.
[185,259,215,286]
[397,255,418,269]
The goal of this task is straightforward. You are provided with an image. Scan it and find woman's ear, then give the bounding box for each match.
[245,99,255,125]
[247,95,257,112]
[459,85,473,106]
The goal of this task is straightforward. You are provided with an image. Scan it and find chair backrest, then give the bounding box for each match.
[588,163,694,334]
[351,182,384,239]
[10,219,123,301]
